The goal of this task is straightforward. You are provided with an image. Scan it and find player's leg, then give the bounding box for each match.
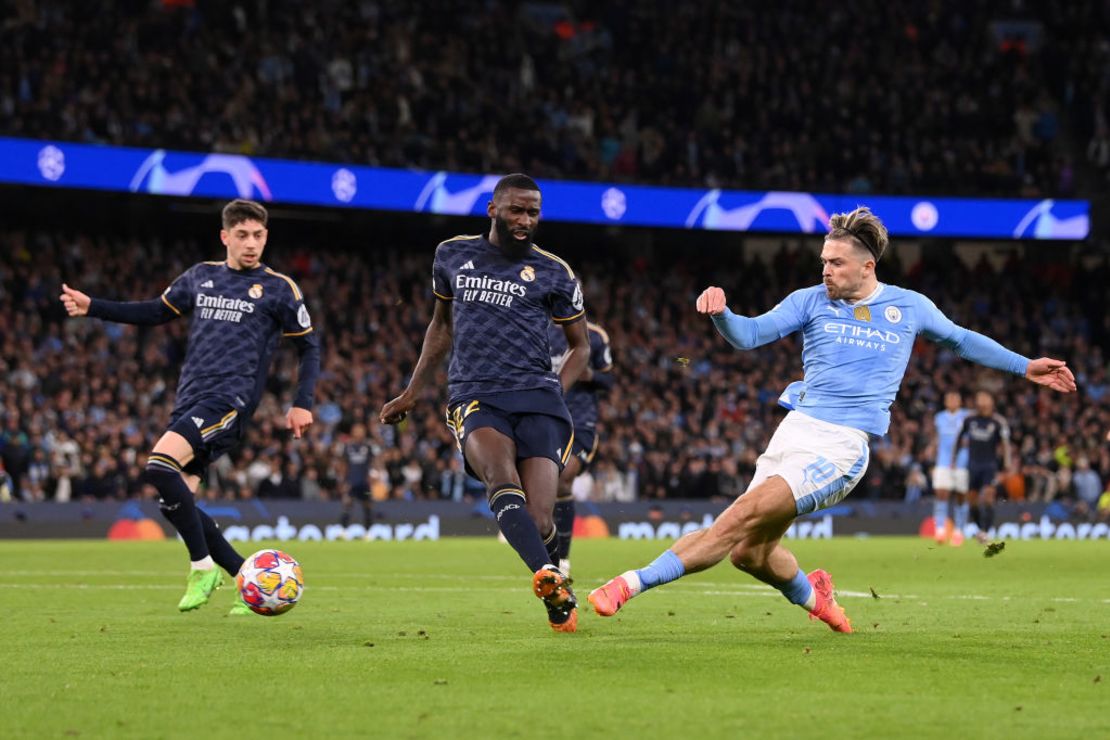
[976,480,998,544]
[339,485,353,527]
[513,409,580,631]
[145,431,223,611]
[182,473,252,616]
[554,454,582,574]
[588,476,796,617]
[464,427,553,573]
[949,468,969,545]
[725,504,851,633]
[931,466,952,544]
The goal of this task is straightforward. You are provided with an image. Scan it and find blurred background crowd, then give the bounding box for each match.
[1,229,1107,519]
[2,0,1108,519]
[4,0,1110,196]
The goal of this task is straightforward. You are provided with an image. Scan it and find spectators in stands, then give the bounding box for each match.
[1,229,1107,510]
[2,0,1104,196]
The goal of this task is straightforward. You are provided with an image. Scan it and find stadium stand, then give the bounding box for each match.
[3,0,1107,196]
[1,230,1106,512]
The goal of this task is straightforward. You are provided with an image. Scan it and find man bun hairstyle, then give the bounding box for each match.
[826,206,889,262]
[222,199,269,229]
[493,173,541,200]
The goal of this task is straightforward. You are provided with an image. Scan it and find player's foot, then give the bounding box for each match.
[588,575,633,617]
[949,529,965,547]
[228,590,253,617]
[974,530,990,545]
[933,525,947,545]
[558,558,571,577]
[177,567,223,612]
[546,594,579,633]
[533,565,578,633]
[807,569,852,634]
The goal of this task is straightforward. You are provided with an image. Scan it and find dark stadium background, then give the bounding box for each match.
[1,0,1108,529]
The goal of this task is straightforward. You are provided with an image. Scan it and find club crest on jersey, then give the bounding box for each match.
[249,283,264,299]
[520,265,536,282]
[854,305,872,322]
[884,305,902,324]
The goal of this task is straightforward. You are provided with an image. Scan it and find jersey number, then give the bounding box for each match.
[803,457,838,486]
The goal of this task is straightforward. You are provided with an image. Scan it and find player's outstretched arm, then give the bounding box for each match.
[60,282,180,325]
[1024,357,1077,393]
[697,285,788,350]
[380,299,453,424]
[59,284,91,317]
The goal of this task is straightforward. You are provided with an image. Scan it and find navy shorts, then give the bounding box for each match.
[571,427,599,469]
[968,465,999,491]
[445,388,573,479]
[168,398,245,479]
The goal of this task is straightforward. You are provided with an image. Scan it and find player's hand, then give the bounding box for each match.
[1025,358,1076,393]
[286,407,313,439]
[380,393,415,425]
[696,286,727,316]
[59,283,91,317]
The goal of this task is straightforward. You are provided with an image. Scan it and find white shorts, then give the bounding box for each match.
[931,466,969,493]
[745,411,870,515]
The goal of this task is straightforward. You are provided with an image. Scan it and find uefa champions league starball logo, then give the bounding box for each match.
[37,145,66,181]
[331,168,357,203]
[601,187,627,220]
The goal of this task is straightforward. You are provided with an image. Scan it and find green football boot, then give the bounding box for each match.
[227,589,254,617]
[177,568,224,612]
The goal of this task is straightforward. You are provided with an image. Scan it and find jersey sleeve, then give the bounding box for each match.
[710,288,810,350]
[431,244,453,301]
[160,267,196,316]
[763,288,811,337]
[277,278,314,337]
[914,291,1029,376]
[550,269,585,324]
[591,326,613,371]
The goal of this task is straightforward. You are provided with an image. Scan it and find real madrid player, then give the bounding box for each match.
[589,206,1076,633]
[60,199,319,614]
[547,317,614,575]
[380,174,591,632]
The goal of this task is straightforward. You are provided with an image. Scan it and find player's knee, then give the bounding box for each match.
[144,457,185,500]
[728,541,763,572]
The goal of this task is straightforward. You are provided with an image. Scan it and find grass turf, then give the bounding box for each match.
[2,537,1107,739]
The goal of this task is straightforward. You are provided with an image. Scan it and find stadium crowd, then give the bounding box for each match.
[1,229,1107,519]
[2,0,1104,197]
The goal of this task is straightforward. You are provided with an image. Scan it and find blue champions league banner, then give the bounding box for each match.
[0,136,1090,240]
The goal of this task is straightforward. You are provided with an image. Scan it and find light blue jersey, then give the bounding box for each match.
[711,283,1030,436]
[934,409,971,468]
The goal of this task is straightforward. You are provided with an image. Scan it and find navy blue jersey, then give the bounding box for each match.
[343,442,372,487]
[431,235,584,404]
[548,320,613,431]
[957,413,1009,467]
[159,262,316,414]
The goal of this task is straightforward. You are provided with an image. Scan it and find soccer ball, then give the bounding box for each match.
[237,549,305,616]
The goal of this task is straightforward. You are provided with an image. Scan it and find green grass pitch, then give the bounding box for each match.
[3,537,1107,739]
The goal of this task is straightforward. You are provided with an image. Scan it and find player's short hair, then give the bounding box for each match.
[222,199,269,229]
[826,206,889,263]
[493,173,540,200]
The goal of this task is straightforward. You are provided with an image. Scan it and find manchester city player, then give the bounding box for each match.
[547,318,614,575]
[589,206,1075,633]
[932,391,972,545]
[60,199,319,614]
[380,174,591,632]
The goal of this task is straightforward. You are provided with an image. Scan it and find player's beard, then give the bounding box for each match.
[494,216,535,259]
